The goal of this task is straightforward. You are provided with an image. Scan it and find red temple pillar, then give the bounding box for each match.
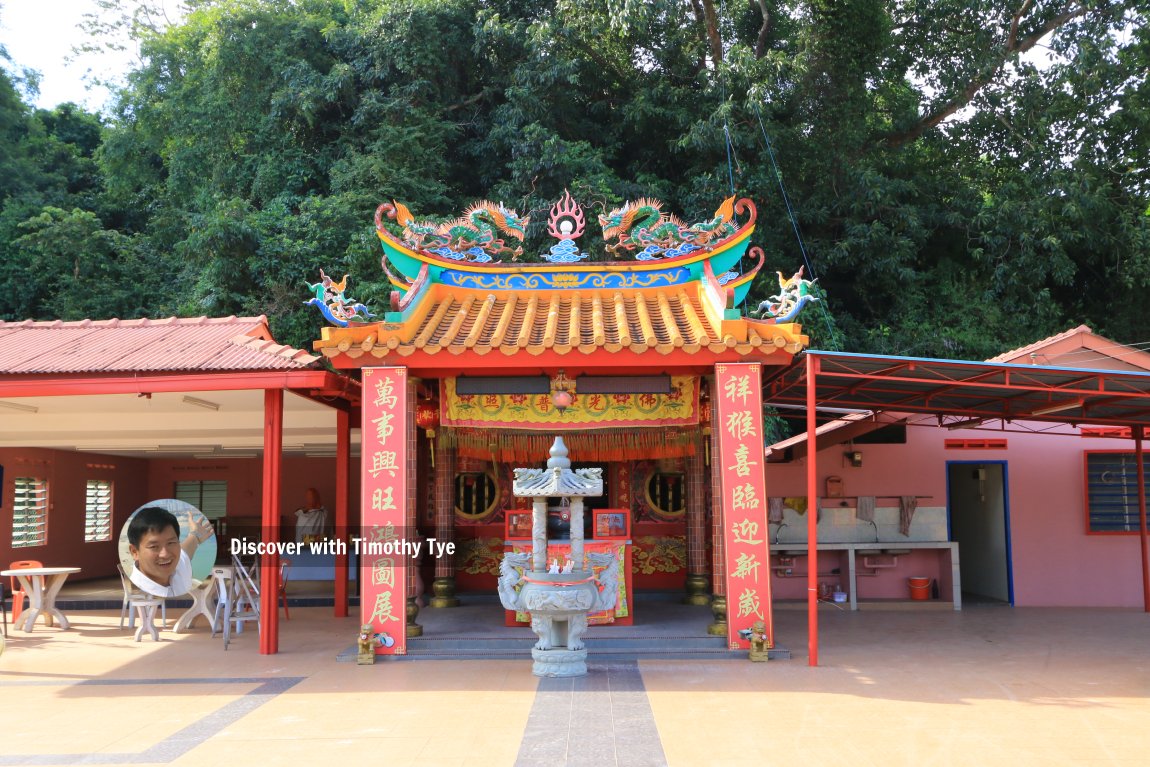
[405,374,423,636]
[1135,426,1150,613]
[334,407,351,617]
[805,353,819,666]
[259,388,283,655]
[707,376,727,635]
[685,432,710,605]
[430,438,460,607]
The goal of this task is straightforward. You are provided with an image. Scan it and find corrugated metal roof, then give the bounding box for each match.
[762,351,1150,429]
[0,316,319,374]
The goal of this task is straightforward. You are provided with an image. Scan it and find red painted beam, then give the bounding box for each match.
[319,348,798,376]
[0,370,354,399]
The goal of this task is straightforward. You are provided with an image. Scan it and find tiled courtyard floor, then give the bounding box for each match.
[2,602,1148,766]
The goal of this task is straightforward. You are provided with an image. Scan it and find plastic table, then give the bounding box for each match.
[1,567,82,631]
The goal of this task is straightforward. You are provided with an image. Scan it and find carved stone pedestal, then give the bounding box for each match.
[531,647,588,677]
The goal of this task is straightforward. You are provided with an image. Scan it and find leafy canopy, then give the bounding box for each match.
[0,0,1144,360]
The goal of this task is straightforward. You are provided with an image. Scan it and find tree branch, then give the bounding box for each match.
[444,88,495,113]
[699,0,724,65]
[753,0,771,59]
[879,1,1090,149]
[1008,0,1036,50]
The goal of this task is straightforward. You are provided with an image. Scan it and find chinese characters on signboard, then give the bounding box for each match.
[361,367,409,654]
[714,363,774,649]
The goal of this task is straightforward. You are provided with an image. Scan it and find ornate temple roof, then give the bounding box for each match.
[313,284,806,368]
[310,192,813,371]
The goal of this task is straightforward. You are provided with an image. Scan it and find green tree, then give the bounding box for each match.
[0,0,1144,360]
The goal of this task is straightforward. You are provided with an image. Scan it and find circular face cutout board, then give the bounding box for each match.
[118,499,218,589]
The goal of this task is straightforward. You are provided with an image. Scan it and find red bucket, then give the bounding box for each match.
[907,576,931,601]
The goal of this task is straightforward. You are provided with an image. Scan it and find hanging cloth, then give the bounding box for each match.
[856,496,876,523]
[783,496,807,515]
[898,495,919,537]
[768,496,785,524]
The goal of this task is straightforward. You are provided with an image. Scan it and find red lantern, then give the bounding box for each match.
[416,400,440,467]
[415,401,440,435]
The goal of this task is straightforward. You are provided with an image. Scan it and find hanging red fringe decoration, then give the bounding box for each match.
[441,427,699,462]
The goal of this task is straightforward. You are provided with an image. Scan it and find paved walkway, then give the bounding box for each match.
[2,604,1149,766]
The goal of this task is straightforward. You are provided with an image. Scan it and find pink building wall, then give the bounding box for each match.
[1,450,358,581]
[0,448,151,581]
[992,429,1144,607]
[764,423,1147,607]
[4,420,1145,606]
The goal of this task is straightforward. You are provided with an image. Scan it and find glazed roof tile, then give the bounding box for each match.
[313,286,807,363]
[0,316,319,374]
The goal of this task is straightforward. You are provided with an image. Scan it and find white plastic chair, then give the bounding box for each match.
[116,562,166,630]
[209,566,233,639]
[211,558,260,650]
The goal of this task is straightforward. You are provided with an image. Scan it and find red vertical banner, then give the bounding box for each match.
[361,366,409,655]
[714,362,774,649]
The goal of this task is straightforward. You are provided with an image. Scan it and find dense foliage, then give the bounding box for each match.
[1,0,1147,359]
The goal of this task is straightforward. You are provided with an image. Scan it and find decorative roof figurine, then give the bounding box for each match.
[372,192,767,304]
[379,200,530,262]
[750,266,820,323]
[305,269,375,327]
[542,190,590,263]
[599,196,739,259]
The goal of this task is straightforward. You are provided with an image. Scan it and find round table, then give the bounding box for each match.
[0,567,82,632]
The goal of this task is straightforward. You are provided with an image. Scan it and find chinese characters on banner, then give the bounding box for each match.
[714,363,774,650]
[361,367,409,654]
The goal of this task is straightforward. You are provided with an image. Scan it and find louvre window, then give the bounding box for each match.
[1086,452,1150,532]
[12,477,48,548]
[85,479,113,542]
[174,480,228,519]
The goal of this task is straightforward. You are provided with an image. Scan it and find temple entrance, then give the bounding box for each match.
[429,455,692,623]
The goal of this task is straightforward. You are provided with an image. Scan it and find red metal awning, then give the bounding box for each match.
[770,350,1150,669]
[763,350,1150,429]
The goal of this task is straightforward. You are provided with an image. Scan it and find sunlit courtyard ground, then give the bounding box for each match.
[2,601,1149,767]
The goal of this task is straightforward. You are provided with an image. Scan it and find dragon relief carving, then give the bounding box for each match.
[377,200,530,261]
[598,196,740,256]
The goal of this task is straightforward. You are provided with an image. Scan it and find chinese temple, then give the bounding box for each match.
[311,191,816,656]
